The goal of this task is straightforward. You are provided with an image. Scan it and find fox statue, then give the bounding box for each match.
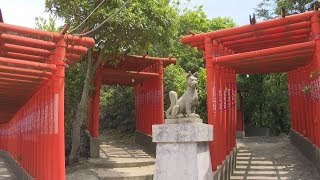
[166,71,200,119]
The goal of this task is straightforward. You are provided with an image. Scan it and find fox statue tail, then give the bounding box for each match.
[165,91,178,119]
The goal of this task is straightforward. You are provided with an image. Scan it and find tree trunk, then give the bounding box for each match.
[69,50,103,164]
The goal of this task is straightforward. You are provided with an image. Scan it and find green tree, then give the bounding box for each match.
[100,5,236,130]
[173,6,235,72]
[45,0,178,164]
[236,0,313,133]
[35,15,59,32]
[255,0,315,19]
[253,0,314,132]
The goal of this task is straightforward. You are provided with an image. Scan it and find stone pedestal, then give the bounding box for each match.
[236,131,245,139]
[90,137,100,158]
[152,122,213,180]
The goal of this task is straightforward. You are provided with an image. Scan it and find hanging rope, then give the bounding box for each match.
[74,0,131,37]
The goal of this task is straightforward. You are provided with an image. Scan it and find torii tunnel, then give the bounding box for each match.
[0,21,94,179]
[87,55,176,139]
[182,10,320,172]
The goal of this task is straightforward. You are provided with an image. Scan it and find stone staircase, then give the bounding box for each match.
[230,137,320,180]
[67,138,155,180]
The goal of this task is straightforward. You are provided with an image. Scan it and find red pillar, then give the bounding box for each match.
[91,66,102,138]
[204,36,217,170]
[52,38,66,180]
[232,69,237,147]
[158,61,164,124]
[311,12,320,147]
[288,71,295,131]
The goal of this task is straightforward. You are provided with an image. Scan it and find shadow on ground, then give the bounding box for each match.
[66,130,155,180]
[231,136,320,180]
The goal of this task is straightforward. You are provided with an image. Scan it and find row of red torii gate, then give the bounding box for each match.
[0,9,319,179]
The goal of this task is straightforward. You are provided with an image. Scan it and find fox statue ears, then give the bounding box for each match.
[193,72,198,78]
[186,71,198,78]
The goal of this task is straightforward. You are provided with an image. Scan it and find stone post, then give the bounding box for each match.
[152,121,214,180]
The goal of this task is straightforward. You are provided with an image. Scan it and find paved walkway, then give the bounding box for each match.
[231,136,320,180]
[0,156,16,180]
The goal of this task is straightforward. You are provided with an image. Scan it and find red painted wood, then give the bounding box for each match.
[182,10,320,172]
[0,21,94,179]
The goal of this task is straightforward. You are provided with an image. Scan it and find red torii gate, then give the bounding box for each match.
[0,21,94,179]
[87,55,176,152]
[182,10,320,175]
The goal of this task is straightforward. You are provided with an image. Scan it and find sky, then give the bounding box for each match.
[0,0,262,28]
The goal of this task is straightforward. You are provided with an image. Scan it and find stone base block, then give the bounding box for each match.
[152,123,213,142]
[153,123,213,180]
[90,137,100,158]
[290,129,320,175]
[135,130,156,156]
[236,131,245,139]
[155,142,212,180]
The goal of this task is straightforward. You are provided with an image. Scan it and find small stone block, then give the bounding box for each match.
[152,123,213,143]
[90,138,100,158]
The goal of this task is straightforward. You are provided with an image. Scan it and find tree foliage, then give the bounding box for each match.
[237,73,290,133]
[46,0,178,55]
[255,0,315,19]
[239,0,315,133]
[45,0,180,163]
[100,5,235,130]
[44,0,236,162]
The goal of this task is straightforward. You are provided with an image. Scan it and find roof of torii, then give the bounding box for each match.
[101,55,176,86]
[0,22,94,123]
[182,10,319,74]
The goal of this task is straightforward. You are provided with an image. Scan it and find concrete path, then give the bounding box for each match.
[231,136,320,180]
[0,156,16,180]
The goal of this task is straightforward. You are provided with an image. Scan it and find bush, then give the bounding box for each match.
[100,86,136,133]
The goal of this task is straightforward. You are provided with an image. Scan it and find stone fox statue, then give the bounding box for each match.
[166,71,200,119]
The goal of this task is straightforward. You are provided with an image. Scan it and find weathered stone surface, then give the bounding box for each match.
[153,123,213,180]
[165,117,203,124]
[152,123,213,142]
[0,150,30,179]
[67,132,155,180]
[231,136,320,180]
[236,131,244,139]
[135,130,156,155]
[290,129,320,175]
[165,72,199,119]
[154,142,212,180]
[90,138,100,158]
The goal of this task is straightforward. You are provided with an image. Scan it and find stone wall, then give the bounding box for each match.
[0,150,32,179]
[135,130,156,156]
[290,129,320,175]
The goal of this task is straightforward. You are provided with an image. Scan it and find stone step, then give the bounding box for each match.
[0,155,19,180]
[67,165,155,180]
[98,165,154,180]
[87,157,155,168]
